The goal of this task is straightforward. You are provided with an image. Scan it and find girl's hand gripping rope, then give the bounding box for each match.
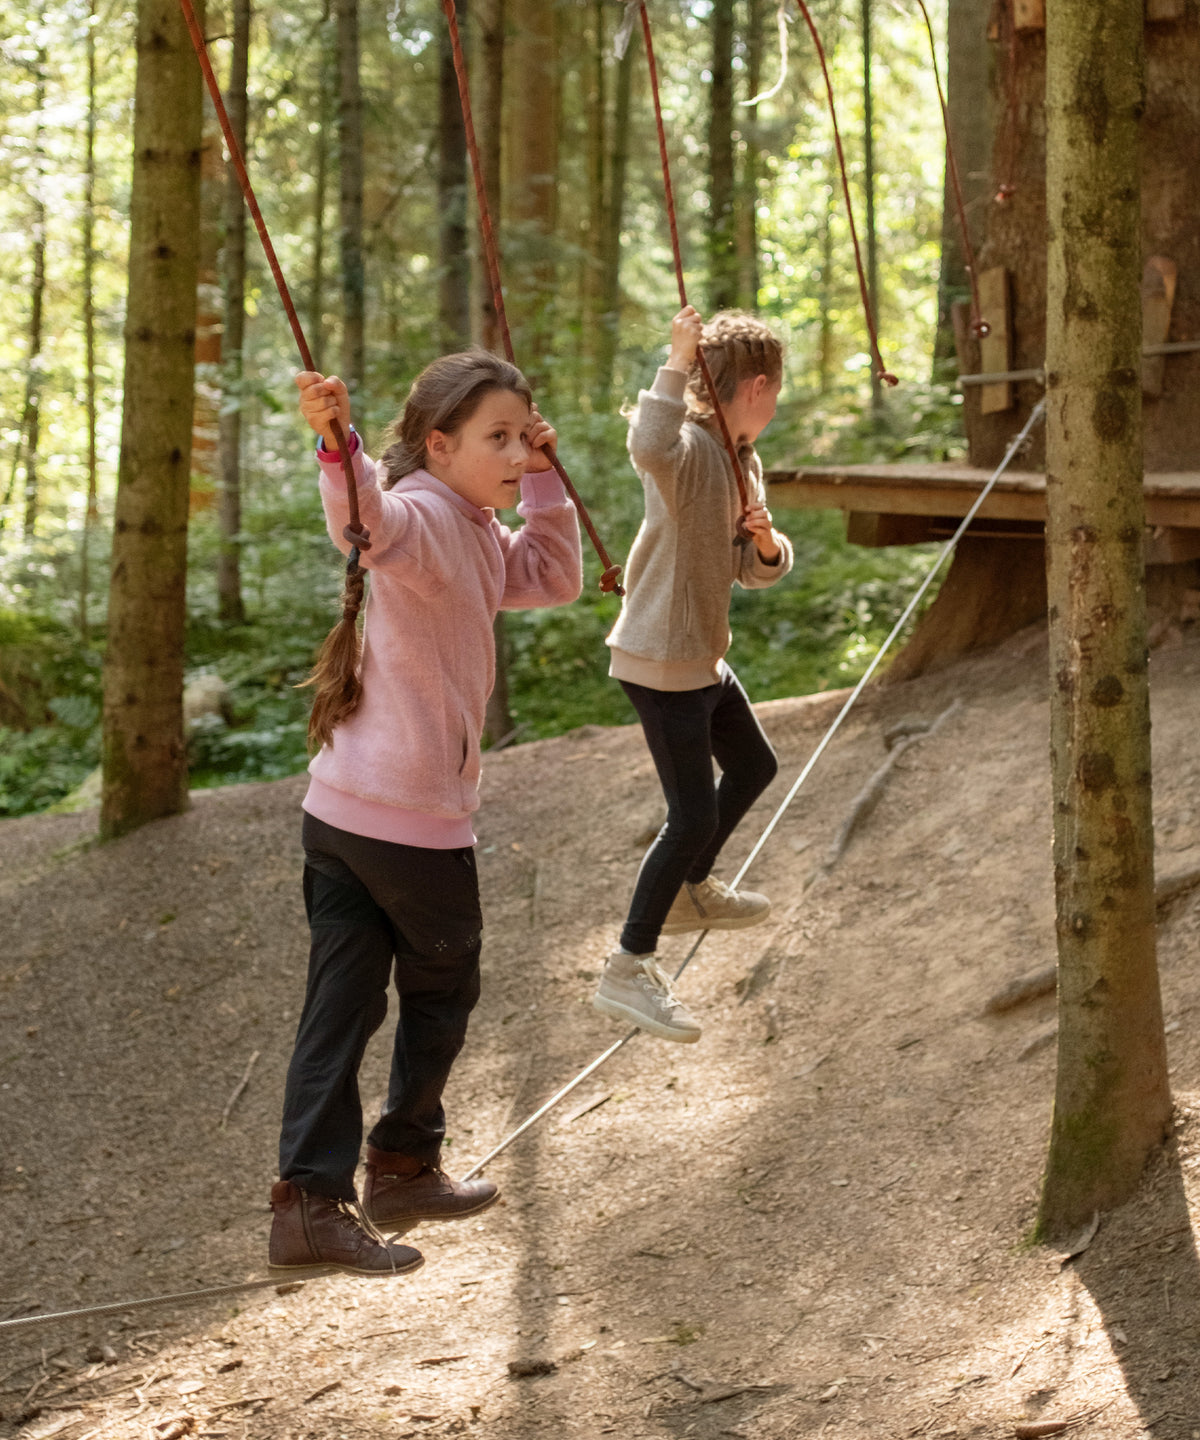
[296,371,370,556]
[741,500,782,564]
[296,370,352,454]
[524,406,558,474]
[665,304,704,374]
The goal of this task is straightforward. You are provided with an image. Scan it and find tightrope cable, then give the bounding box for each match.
[0,1279,289,1334]
[1,406,1046,1333]
[462,398,1047,1172]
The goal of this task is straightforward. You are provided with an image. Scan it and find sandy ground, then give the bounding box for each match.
[2,627,1200,1440]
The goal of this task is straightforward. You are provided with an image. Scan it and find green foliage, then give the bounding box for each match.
[0,0,967,815]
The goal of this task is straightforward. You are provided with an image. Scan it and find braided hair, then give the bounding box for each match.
[304,350,532,750]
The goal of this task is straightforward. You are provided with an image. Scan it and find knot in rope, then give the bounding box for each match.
[342,524,372,552]
[599,564,624,594]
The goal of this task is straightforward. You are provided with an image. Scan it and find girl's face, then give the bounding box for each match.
[424,388,535,510]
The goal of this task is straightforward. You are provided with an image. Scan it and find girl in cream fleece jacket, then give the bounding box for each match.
[593,308,793,1045]
[269,352,581,1280]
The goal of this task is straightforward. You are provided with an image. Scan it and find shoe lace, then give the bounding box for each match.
[335,1196,402,1272]
[638,956,687,1014]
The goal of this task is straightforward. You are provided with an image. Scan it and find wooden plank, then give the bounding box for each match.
[846,512,939,548]
[1146,0,1186,21]
[766,465,1200,530]
[1013,0,1045,30]
[978,268,1013,413]
[1141,256,1177,398]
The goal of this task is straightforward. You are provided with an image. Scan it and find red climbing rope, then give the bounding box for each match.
[636,0,753,532]
[439,0,624,595]
[913,0,988,339]
[177,0,369,562]
[787,0,898,387]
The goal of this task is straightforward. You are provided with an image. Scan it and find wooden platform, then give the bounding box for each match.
[765,462,1200,542]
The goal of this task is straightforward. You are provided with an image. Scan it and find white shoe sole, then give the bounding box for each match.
[592,992,701,1043]
[660,903,772,936]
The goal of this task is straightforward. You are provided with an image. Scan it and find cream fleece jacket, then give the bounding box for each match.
[304,438,582,844]
[606,367,794,690]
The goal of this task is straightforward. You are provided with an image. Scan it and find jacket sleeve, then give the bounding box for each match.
[736,461,795,590]
[626,367,696,518]
[497,471,584,610]
[315,436,456,591]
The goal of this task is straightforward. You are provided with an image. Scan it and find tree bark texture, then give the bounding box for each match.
[193,118,224,487]
[217,0,251,626]
[595,24,635,405]
[934,0,992,366]
[708,0,737,312]
[968,1,1200,471]
[337,0,365,393]
[309,0,333,375]
[737,0,763,309]
[861,0,882,419]
[101,0,204,840]
[1038,0,1170,1238]
[438,0,471,351]
[503,0,559,384]
[472,0,504,354]
[17,35,48,538]
[80,0,99,637]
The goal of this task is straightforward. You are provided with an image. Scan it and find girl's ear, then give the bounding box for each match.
[426,427,454,465]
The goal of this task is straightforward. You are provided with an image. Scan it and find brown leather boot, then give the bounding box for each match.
[363,1147,499,1230]
[268,1180,424,1277]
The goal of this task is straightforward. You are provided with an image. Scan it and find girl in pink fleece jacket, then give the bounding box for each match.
[269,352,582,1280]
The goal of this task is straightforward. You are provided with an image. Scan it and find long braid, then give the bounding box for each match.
[301,350,531,750]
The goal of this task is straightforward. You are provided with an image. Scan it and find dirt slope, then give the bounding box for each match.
[2,629,1200,1440]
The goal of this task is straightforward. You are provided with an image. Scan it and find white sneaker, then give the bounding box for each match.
[592,952,701,1043]
[660,876,771,935]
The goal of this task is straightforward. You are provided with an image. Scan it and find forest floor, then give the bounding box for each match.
[2,626,1200,1440]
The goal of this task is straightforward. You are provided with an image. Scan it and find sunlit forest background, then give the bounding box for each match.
[0,0,969,816]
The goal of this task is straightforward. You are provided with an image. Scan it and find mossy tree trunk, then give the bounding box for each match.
[1037,0,1171,1239]
[100,0,204,840]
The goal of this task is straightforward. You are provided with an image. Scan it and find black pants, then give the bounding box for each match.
[278,813,483,1201]
[619,665,778,955]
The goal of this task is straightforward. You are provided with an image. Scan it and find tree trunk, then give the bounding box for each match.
[217,0,250,626]
[438,0,471,352]
[1037,0,1170,1238]
[80,0,99,639]
[503,0,559,387]
[101,0,205,840]
[17,31,48,539]
[934,0,992,368]
[818,152,835,394]
[193,118,224,487]
[337,0,365,394]
[472,0,504,353]
[595,25,635,405]
[861,0,882,421]
[708,0,737,312]
[737,0,763,310]
[580,0,607,383]
[309,0,332,375]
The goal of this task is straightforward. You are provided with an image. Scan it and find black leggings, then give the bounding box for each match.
[619,666,777,955]
[278,813,483,1201]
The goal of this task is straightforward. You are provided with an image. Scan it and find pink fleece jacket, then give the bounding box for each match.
[302,437,582,847]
